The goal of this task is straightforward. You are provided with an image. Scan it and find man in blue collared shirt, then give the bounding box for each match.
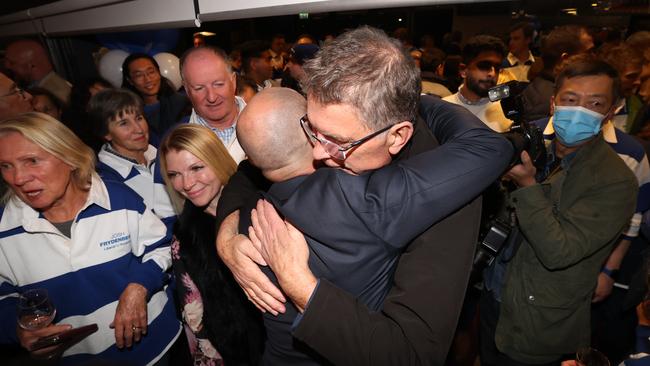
[180,46,247,163]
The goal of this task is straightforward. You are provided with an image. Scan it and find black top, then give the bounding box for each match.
[174,199,265,365]
[144,92,192,138]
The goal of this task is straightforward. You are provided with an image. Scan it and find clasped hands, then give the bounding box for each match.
[216,200,316,315]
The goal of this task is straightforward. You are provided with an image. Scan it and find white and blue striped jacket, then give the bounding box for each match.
[0,174,181,365]
[97,143,176,224]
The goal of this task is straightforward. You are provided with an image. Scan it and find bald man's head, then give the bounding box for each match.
[4,39,53,84]
[237,87,314,181]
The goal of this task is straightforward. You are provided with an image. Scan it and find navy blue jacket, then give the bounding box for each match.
[235,96,513,365]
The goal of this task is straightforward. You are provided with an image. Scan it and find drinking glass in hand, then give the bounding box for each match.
[17,289,56,330]
[575,347,610,366]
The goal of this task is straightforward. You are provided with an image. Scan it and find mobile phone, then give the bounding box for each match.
[30,323,98,352]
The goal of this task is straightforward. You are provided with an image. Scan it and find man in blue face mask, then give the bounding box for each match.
[479,57,639,366]
[547,59,617,157]
[532,55,650,363]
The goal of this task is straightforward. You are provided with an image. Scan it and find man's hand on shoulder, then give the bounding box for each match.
[250,199,317,313]
[216,210,286,315]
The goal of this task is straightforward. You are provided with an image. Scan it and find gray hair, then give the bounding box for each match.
[87,88,144,139]
[302,26,421,130]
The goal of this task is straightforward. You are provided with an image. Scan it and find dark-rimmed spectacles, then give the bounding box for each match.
[300,114,394,161]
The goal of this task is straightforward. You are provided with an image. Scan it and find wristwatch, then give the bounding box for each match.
[601,267,620,281]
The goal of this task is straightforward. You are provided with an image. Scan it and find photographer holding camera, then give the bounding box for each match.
[480,57,638,366]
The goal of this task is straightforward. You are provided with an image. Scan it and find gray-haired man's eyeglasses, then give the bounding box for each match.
[0,86,25,99]
[300,114,394,161]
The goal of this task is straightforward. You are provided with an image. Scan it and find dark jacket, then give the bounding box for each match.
[144,92,191,137]
[220,96,512,365]
[174,200,265,365]
[293,198,482,366]
[496,135,638,364]
[521,71,555,122]
[284,97,512,365]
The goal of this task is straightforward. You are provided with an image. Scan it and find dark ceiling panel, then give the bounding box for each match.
[0,0,61,17]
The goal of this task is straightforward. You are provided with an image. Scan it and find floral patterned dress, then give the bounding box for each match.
[171,236,223,366]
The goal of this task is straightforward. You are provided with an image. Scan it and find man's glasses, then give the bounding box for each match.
[0,86,25,99]
[475,61,502,73]
[300,114,394,161]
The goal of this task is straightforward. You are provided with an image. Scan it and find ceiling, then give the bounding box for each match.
[0,0,647,37]
[0,0,647,17]
[0,1,60,17]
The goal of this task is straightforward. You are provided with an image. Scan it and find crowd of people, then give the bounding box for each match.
[0,17,649,366]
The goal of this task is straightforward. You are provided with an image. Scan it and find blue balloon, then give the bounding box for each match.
[97,29,179,55]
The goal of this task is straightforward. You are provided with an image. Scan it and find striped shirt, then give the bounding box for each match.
[188,96,247,164]
[97,143,176,225]
[0,175,181,365]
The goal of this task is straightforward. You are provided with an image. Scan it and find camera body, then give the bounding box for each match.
[489,81,547,170]
[473,218,511,269]
[472,81,548,276]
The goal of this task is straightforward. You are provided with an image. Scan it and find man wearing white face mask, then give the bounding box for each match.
[479,57,639,366]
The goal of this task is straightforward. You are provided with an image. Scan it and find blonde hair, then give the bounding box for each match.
[0,112,95,200]
[159,124,237,206]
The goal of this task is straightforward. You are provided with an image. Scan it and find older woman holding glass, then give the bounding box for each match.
[159,124,264,365]
[0,112,181,364]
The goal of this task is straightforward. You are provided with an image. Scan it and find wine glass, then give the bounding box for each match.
[17,288,56,330]
[575,346,610,366]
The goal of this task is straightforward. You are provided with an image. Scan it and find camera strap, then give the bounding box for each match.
[499,209,523,263]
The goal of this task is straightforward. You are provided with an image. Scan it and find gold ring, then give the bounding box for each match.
[132,326,140,331]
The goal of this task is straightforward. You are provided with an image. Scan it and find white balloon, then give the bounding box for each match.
[154,52,182,91]
[98,49,129,88]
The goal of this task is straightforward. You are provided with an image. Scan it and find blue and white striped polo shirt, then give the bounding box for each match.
[97,143,176,224]
[0,175,181,365]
